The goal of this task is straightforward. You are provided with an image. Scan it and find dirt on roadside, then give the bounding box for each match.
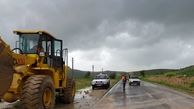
[55,87,107,109]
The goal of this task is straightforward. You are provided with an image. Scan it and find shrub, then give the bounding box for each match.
[109,72,116,79]
[190,81,194,88]
[84,71,91,78]
[164,72,176,77]
[140,71,145,77]
[177,75,184,78]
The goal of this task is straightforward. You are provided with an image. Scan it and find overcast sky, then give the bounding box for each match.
[1,0,194,71]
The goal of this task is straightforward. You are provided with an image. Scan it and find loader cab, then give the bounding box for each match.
[14,30,63,69]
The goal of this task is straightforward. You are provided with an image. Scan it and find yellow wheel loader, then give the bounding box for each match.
[0,30,76,109]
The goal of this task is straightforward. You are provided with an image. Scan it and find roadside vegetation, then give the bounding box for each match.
[141,65,194,95]
[76,77,92,90]
[75,71,120,90]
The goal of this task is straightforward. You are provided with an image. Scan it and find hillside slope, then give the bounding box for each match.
[143,65,194,95]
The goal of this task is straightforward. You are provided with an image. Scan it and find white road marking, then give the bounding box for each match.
[146,92,154,98]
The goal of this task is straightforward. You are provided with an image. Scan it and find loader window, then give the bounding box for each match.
[47,41,51,55]
[54,40,62,56]
[41,41,47,53]
[19,34,40,54]
[52,40,63,69]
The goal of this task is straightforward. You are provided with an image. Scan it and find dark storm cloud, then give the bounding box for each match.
[1,0,194,70]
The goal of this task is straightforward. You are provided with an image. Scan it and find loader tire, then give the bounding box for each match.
[60,78,75,104]
[21,75,55,109]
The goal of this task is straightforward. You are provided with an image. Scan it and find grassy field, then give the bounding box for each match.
[143,76,194,94]
[75,77,92,90]
[142,65,194,95]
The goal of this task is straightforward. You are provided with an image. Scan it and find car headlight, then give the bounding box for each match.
[103,81,108,84]
[92,81,96,85]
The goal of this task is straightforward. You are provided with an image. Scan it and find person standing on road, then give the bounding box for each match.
[121,74,127,91]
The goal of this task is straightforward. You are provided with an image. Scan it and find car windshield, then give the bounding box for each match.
[130,76,139,79]
[95,75,107,79]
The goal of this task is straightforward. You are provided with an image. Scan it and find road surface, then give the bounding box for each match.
[93,81,194,109]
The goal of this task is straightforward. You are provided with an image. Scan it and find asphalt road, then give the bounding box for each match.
[93,81,194,109]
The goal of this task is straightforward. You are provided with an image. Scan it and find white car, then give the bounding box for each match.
[129,76,141,86]
[92,74,110,90]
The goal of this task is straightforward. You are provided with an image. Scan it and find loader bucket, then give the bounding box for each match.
[0,38,13,98]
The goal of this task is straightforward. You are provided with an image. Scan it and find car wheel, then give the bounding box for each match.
[108,82,110,88]
[92,86,95,90]
[106,84,109,89]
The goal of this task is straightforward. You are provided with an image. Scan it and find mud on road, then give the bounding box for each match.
[56,87,108,109]
[0,87,109,109]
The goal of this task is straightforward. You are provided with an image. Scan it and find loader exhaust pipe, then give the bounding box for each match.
[0,37,13,98]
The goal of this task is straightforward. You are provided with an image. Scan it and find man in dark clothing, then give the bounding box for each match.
[121,74,127,91]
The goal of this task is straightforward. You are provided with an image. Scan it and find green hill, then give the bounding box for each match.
[178,65,194,76]
[68,69,87,78]
[69,65,194,78]
[142,65,194,95]
[68,69,125,78]
[140,65,194,77]
[131,69,177,76]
